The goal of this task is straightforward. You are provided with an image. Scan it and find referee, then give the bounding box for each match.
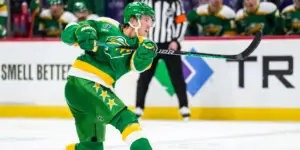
[133,0,190,121]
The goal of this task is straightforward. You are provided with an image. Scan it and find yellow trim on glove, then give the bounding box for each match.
[122,123,142,141]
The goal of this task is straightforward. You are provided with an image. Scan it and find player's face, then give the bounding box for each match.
[138,15,154,37]
[294,0,300,6]
[50,4,64,18]
[75,10,89,21]
[210,0,223,8]
[244,0,258,12]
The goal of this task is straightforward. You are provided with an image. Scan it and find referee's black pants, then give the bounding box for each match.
[135,42,188,109]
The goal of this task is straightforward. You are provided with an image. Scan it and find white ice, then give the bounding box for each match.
[0,118,300,150]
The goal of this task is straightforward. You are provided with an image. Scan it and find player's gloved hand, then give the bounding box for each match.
[75,25,98,51]
[136,39,158,59]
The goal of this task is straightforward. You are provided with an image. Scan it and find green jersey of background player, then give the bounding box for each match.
[38,0,77,37]
[235,0,281,35]
[187,0,236,36]
[281,0,300,35]
[61,2,157,150]
[0,0,7,38]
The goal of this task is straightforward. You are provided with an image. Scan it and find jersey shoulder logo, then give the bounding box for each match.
[106,36,128,46]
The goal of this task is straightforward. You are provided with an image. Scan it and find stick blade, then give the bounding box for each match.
[230,30,262,60]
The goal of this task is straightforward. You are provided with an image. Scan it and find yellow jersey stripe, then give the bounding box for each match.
[0,5,7,11]
[72,60,115,86]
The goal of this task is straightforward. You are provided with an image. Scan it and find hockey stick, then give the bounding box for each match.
[96,30,262,60]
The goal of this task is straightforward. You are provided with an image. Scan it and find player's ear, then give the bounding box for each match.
[129,16,138,26]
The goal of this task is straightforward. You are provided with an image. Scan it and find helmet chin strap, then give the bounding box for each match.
[128,19,141,37]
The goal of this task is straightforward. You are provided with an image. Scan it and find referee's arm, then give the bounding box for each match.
[172,0,188,48]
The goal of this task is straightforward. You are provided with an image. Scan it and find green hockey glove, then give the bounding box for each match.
[136,39,158,59]
[75,25,98,51]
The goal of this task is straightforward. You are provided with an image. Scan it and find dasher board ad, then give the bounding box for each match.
[0,38,299,108]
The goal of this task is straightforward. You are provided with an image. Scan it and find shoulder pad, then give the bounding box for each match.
[98,17,120,28]
[282,4,296,13]
[87,14,100,21]
[257,2,277,14]
[236,9,245,20]
[219,5,236,19]
[60,11,77,23]
[40,9,52,19]
[196,4,209,15]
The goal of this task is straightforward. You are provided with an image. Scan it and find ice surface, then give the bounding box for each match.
[1,118,300,150]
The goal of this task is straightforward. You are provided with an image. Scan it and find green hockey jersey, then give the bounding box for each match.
[281,5,300,35]
[39,9,77,37]
[187,4,236,36]
[61,17,154,89]
[0,0,7,38]
[236,2,280,35]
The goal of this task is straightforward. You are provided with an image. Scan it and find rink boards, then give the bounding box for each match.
[0,37,299,121]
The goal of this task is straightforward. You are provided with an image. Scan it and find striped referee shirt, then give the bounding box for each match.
[138,0,188,43]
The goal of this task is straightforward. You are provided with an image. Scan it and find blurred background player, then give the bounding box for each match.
[0,0,7,38]
[281,0,300,35]
[37,0,77,37]
[29,0,41,37]
[133,0,190,121]
[186,0,236,36]
[66,0,104,17]
[67,0,92,13]
[235,0,281,35]
[72,1,100,22]
[61,2,157,150]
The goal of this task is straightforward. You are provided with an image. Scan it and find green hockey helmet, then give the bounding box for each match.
[73,2,88,13]
[123,2,155,25]
[48,0,63,5]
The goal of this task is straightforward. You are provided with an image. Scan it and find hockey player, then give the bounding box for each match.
[281,0,300,35]
[72,1,100,22]
[61,2,156,150]
[235,0,280,35]
[29,0,41,37]
[186,0,236,36]
[0,0,7,38]
[38,0,77,37]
